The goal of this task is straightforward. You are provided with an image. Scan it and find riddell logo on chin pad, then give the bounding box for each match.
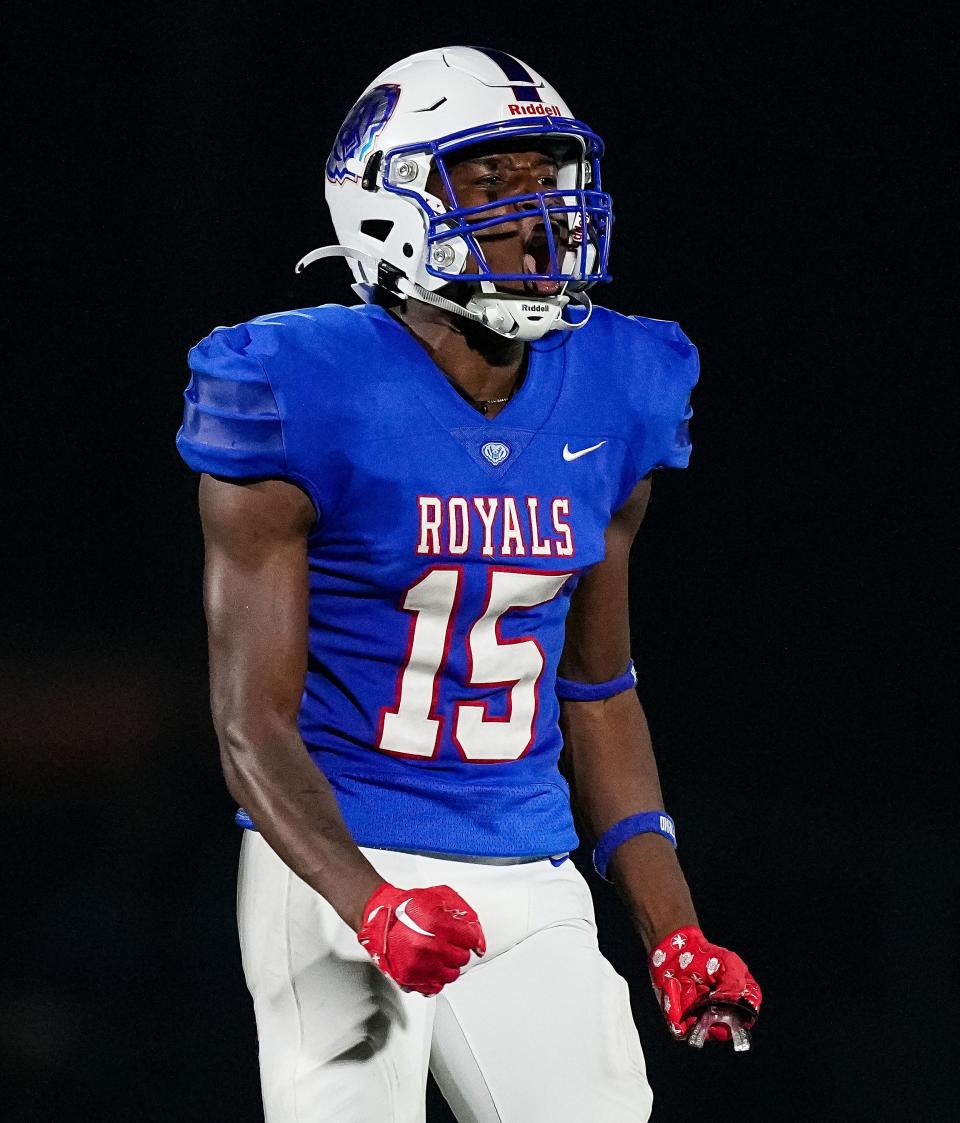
[508,103,563,117]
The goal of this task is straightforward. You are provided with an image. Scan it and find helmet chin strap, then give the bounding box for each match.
[465,280,592,342]
[295,246,592,341]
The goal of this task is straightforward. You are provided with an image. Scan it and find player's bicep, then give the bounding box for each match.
[558,477,651,682]
[199,474,315,725]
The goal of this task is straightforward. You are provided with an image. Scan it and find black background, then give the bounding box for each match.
[6,3,954,1121]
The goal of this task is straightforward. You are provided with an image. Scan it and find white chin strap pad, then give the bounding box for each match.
[467,293,566,341]
[467,291,592,341]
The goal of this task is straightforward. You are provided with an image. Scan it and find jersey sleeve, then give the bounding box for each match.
[628,315,699,479]
[177,307,365,519]
[176,322,291,484]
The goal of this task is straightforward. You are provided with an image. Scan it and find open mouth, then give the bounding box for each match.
[522,224,563,296]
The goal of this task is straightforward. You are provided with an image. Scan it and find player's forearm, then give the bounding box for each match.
[560,689,698,949]
[216,713,382,931]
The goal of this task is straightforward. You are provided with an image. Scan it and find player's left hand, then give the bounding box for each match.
[648,925,761,1043]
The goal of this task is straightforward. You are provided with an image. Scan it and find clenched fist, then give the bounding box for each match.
[357,882,486,996]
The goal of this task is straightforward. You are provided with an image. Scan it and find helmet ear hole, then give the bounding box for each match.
[360,219,395,243]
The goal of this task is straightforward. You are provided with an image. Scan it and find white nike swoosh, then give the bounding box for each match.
[395,897,435,938]
[563,440,607,461]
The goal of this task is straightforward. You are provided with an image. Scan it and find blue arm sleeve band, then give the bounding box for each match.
[555,660,638,702]
[592,811,677,881]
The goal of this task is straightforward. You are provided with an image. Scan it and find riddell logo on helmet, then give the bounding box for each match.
[508,103,563,117]
[521,303,549,312]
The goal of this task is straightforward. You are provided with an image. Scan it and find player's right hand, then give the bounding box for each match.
[356,882,486,996]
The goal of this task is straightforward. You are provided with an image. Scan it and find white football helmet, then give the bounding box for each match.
[297,46,614,341]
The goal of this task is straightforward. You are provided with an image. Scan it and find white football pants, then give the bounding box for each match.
[238,831,652,1123]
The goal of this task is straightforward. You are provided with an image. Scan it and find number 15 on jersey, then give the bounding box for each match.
[376,566,573,764]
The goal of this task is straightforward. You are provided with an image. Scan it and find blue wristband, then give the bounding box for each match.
[592,811,677,881]
[556,660,638,702]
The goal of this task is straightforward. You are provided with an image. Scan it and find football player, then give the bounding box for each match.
[177,46,761,1123]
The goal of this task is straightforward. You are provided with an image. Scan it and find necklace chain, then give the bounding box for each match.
[450,364,526,415]
[476,394,511,414]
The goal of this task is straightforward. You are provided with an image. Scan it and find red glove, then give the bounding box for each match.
[648,925,762,1042]
[357,882,486,997]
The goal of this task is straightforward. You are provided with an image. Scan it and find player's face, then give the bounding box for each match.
[427,148,565,296]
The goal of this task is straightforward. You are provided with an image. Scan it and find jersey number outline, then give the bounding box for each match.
[376,566,572,763]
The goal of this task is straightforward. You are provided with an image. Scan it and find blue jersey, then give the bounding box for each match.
[177,303,697,857]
